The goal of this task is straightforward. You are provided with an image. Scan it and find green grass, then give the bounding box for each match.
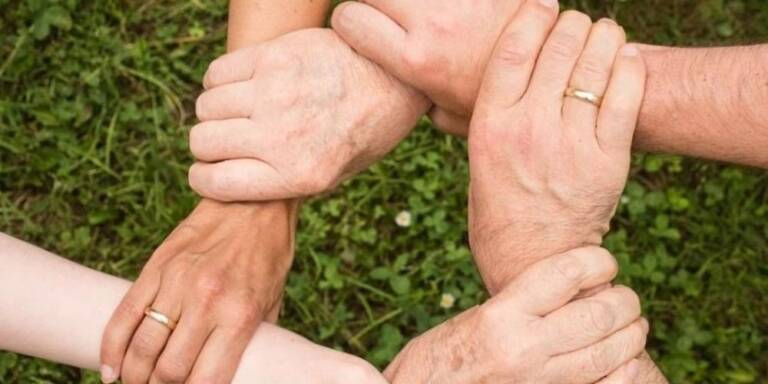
[1,0,767,383]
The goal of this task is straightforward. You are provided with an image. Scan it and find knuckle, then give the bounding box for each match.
[585,299,616,335]
[230,307,260,331]
[588,340,617,376]
[155,359,190,383]
[402,44,431,73]
[426,13,459,37]
[115,299,145,321]
[574,57,610,83]
[614,285,642,315]
[130,331,161,358]
[552,253,585,282]
[546,31,584,59]
[195,274,227,303]
[494,32,534,68]
[477,301,505,330]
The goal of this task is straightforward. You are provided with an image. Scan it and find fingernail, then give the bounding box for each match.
[621,44,640,57]
[599,18,618,25]
[626,359,641,380]
[100,365,117,383]
[538,0,558,8]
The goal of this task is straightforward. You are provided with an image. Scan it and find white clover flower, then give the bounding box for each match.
[620,196,630,205]
[395,211,412,227]
[440,293,456,309]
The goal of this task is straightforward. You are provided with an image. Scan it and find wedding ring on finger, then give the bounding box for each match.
[144,307,177,331]
[565,87,603,107]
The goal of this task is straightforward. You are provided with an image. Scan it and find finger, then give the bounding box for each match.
[358,0,414,26]
[527,10,592,106]
[150,309,214,384]
[189,119,273,163]
[476,0,560,110]
[596,359,642,384]
[542,286,642,355]
[573,282,612,300]
[196,81,258,121]
[186,327,253,384]
[546,318,649,384]
[428,107,470,137]
[596,44,646,156]
[188,159,292,202]
[202,46,261,90]
[331,2,408,80]
[498,247,618,316]
[562,18,626,134]
[100,270,161,383]
[121,283,183,384]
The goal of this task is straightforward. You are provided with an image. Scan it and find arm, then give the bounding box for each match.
[332,2,768,169]
[0,233,386,384]
[99,2,331,383]
[636,44,768,168]
[227,0,330,50]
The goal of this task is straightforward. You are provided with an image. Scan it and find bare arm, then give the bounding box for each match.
[98,2,333,383]
[636,44,768,168]
[0,233,385,383]
[228,0,330,51]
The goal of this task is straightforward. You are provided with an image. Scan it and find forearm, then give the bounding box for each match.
[228,0,330,51]
[635,44,768,168]
[0,234,382,383]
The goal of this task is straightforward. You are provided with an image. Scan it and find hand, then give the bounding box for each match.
[331,0,545,135]
[100,199,297,384]
[189,28,430,202]
[466,11,646,292]
[234,324,388,384]
[384,247,648,384]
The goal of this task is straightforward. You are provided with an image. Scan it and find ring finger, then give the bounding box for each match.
[121,282,183,384]
[562,18,626,135]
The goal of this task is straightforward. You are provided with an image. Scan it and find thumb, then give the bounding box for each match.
[188,160,295,202]
[331,2,410,83]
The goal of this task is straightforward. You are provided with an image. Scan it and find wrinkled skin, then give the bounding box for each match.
[188,28,429,202]
[332,0,528,135]
[385,247,648,384]
[101,200,297,384]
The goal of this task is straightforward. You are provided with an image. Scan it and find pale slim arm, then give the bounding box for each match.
[636,44,768,168]
[0,233,383,383]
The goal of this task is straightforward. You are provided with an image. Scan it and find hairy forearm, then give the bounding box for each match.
[634,44,768,167]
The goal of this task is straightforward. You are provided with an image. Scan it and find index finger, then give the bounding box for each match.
[100,271,161,383]
[497,247,619,316]
[475,0,560,111]
[203,45,262,90]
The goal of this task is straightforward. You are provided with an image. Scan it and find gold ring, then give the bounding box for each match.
[565,87,603,107]
[144,307,177,331]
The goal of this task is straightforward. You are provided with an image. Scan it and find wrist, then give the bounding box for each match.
[471,217,604,294]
